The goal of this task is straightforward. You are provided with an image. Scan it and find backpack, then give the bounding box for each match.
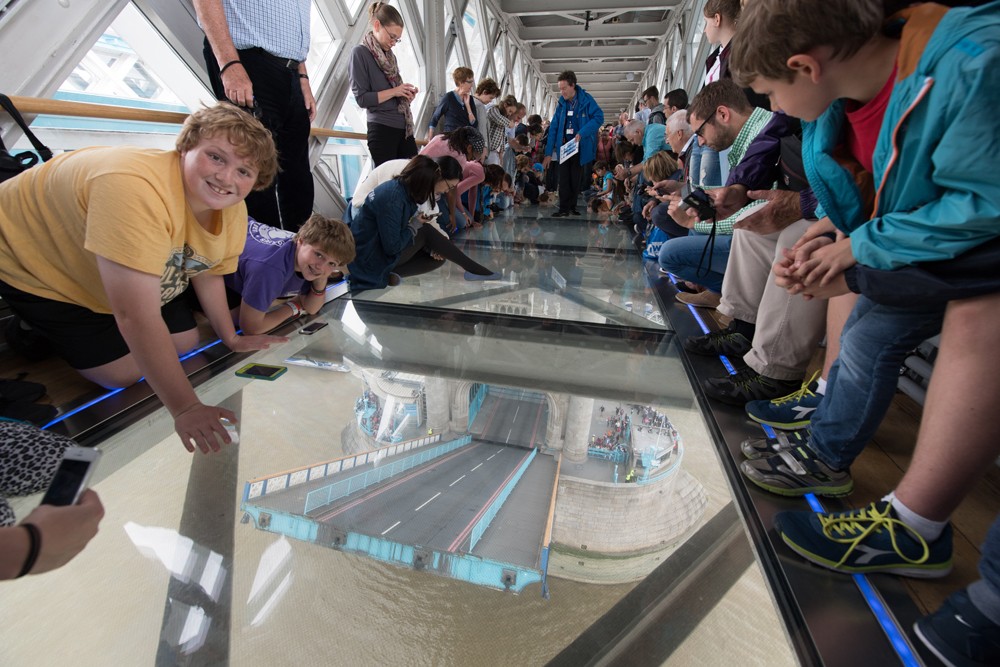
[0,94,52,184]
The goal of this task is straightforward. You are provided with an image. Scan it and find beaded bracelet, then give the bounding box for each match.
[17,523,41,578]
[310,286,326,296]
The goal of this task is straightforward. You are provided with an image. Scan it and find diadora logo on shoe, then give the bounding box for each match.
[851,545,897,565]
[792,406,817,420]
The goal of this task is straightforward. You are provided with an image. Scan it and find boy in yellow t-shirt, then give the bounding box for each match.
[0,102,285,455]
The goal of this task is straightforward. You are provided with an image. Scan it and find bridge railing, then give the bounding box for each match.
[303,435,472,514]
[538,455,562,599]
[243,433,444,504]
[469,448,536,551]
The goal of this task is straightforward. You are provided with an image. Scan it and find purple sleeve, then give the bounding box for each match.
[238,262,290,312]
[726,114,796,190]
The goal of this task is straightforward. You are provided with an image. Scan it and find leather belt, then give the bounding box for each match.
[244,47,300,70]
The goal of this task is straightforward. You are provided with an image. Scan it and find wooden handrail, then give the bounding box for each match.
[6,95,371,142]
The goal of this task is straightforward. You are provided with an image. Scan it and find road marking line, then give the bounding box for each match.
[449,475,465,487]
[506,428,512,443]
[415,492,441,512]
[381,521,401,535]
[471,463,483,472]
[513,405,520,421]
[487,453,497,460]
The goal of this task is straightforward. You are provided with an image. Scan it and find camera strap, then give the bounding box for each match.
[695,217,718,279]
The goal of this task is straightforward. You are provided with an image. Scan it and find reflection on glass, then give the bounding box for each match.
[240,362,710,597]
[247,537,294,627]
[123,522,226,602]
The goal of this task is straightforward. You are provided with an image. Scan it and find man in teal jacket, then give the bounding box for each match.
[543,71,604,217]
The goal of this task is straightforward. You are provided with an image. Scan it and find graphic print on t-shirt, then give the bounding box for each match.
[248,218,295,247]
[160,245,215,304]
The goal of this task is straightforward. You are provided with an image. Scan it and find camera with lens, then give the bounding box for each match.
[677,185,717,221]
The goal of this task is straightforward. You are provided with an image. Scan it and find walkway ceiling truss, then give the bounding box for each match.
[0,0,713,211]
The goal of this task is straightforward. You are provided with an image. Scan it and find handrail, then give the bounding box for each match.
[5,95,372,142]
[541,455,561,548]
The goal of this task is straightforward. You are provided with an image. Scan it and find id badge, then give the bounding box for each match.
[566,128,574,135]
[567,110,574,117]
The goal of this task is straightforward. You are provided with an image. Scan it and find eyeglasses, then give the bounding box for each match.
[385,29,403,44]
[693,109,717,138]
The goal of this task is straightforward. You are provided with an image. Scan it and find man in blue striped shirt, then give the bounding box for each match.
[195,0,316,231]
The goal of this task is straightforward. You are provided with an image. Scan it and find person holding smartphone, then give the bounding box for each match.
[347,155,501,290]
[0,422,104,580]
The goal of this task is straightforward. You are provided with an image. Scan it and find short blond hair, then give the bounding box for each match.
[643,151,678,183]
[176,102,278,190]
[730,0,884,85]
[296,214,356,264]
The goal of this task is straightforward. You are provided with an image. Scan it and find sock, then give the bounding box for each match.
[884,492,948,542]
[730,318,756,340]
[816,377,827,395]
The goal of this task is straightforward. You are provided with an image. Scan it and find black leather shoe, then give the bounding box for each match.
[570,209,582,216]
[552,211,569,218]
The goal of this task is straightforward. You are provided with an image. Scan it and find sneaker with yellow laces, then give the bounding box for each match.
[774,501,953,578]
[745,371,822,430]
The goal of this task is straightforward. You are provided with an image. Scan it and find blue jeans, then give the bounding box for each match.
[687,142,723,188]
[657,231,731,293]
[970,512,1000,625]
[809,295,944,470]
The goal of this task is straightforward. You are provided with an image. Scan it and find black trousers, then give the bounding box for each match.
[204,41,314,231]
[394,226,493,277]
[557,153,583,213]
[367,122,418,168]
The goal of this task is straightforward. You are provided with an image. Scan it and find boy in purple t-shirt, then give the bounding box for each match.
[224,214,356,334]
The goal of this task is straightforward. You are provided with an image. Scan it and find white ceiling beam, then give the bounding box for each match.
[500,0,677,14]
[539,60,649,74]
[531,44,657,60]
[519,20,669,42]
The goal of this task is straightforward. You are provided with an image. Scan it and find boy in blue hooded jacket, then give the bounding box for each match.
[729,1,1000,662]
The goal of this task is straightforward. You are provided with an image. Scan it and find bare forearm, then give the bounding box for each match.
[0,527,29,580]
[193,0,238,65]
[116,314,200,415]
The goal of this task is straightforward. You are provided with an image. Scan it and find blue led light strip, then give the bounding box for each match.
[794,493,918,665]
[41,336,227,430]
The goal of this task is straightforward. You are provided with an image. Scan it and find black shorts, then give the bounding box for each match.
[0,280,197,370]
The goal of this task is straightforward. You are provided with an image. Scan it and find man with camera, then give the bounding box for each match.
[666,80,827,406]
[660,80,773,303]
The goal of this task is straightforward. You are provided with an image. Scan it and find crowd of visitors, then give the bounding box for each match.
[2,3,999,663]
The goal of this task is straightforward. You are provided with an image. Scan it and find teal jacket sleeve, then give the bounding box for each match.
[850,60,1000,270]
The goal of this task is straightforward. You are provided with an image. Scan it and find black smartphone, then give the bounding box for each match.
[235,363,288,380]
[300,321,329,335]
[41,447,101,506]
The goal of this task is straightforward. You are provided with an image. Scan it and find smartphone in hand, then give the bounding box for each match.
[41,447,102,506]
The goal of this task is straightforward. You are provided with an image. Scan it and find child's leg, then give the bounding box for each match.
[807,296,945,470]
[893,292,1000,520]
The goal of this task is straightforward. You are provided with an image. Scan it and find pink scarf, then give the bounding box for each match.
[362,31,414,138]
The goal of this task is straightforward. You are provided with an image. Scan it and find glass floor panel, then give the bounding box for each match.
[353,209,668,330]
[1,296,793,666]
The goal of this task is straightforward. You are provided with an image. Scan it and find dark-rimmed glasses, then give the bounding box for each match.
[693,109,717,138]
